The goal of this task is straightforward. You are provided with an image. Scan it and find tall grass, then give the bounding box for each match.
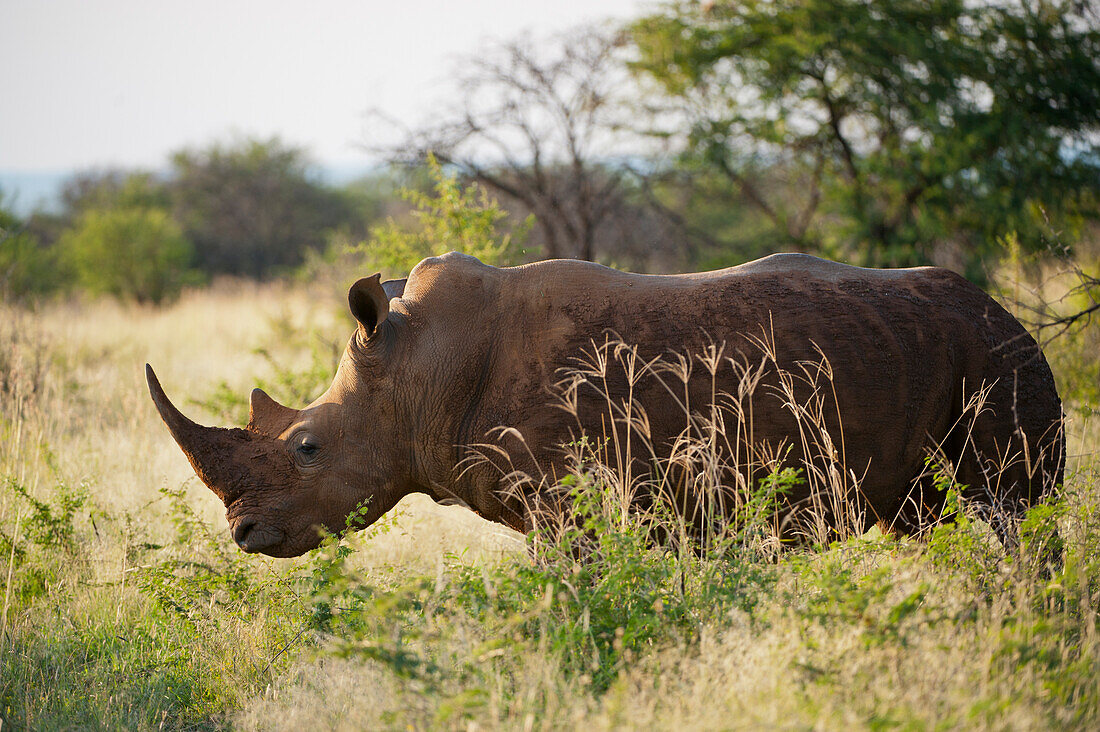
[0,262,1097,730]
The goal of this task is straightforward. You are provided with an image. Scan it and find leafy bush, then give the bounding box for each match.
[304,463,779,700]
[56,205,196,305]
[59,169,170,216]
[0,470,313,729]
[316,155,529,281]
[0,197,62,300]
[0,475,89,607]
[135,485,311,676]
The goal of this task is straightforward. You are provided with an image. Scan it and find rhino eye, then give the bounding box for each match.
[296,439,319,458]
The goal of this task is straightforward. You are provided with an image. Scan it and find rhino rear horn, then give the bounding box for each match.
[248,388,298,437]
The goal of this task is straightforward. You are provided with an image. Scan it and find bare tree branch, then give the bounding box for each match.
[364,26,650,263]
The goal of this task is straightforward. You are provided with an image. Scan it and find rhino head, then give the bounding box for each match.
[147,274,411,557]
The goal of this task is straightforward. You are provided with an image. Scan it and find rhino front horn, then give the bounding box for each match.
[145,364,271,504]
[146,364,212,449]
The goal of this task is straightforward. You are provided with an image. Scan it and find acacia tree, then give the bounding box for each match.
[374,27,653,262]
[630,0,1100,273]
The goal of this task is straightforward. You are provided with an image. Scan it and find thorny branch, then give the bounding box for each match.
[997,244,1100,348]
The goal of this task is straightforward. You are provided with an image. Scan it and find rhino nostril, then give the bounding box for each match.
[231,519,285,553]
[233,519,256,546]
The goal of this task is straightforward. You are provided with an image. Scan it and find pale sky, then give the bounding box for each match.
[1,0,652,173]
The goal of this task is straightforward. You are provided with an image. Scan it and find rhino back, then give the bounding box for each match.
[396,252,1061,529]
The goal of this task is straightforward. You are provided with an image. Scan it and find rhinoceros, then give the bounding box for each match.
[146,252,1063,557]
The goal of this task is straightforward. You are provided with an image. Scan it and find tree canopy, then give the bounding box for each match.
[170,138,355,278]
[631,0,1100,274]
[57,206,193,305]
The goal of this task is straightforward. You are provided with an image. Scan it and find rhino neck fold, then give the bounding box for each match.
[399,341,525,532]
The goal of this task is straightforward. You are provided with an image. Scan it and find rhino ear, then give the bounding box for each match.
[349,274,390,338]
[382,278,406,300]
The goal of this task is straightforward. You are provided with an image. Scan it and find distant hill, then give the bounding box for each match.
[0,163,377,218]
[0,170,70,216]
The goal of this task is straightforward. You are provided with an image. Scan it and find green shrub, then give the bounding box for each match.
[0,471,311,729]
[303,451,784,698]
[56,205,196,305]
[0,199,62,300]
[170,137,357,279]
[317,155,529,281]
[0,475,89,607]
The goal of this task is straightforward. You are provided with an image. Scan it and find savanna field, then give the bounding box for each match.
[5,0,1100,728]
[0,248,1098,731]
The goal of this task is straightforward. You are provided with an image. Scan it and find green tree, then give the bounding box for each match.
[56,206,194,305]
[170,137,355,278]
[0,193,61,300]
[340,156,528,278]
[20,170,169,264]
[631,0,1100,273]
[59,169,169,215]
